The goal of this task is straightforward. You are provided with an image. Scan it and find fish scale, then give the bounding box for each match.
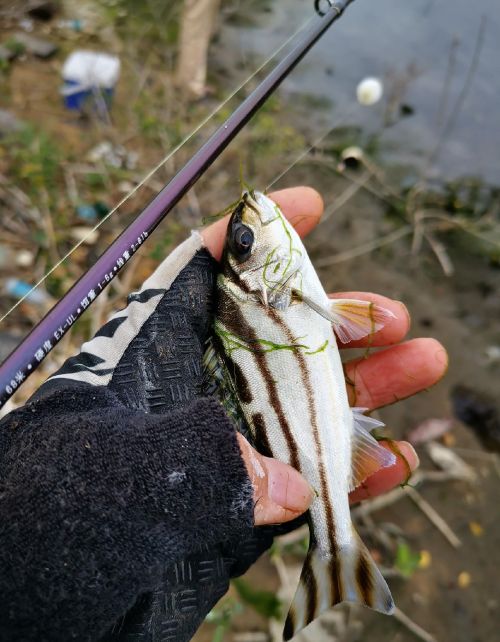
[213,191,397,639]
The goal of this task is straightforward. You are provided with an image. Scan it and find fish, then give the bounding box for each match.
[211,190,397,639]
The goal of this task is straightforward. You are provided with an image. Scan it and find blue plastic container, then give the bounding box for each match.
[61,51,120,113]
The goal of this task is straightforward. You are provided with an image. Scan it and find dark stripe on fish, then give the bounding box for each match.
[330,556,343,605]
[283,608,296,642]
[269,310,339,556]
[356,549,374,607]
[303,555,318,624]
[217,290,300,470]
[225,355,253,404]
[221,260,252,297]
[251,412,273,457]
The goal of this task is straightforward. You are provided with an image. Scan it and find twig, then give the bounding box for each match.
[404,486,462,548]
[424,231,454,276]
[358,155,404,202]
[451,448,500,477]
[316,225,412,267]
[451,447,500,461]
[306,156,396,207]
[306,154,406,208]
[352,469,460,518]
[393,606,438,642]
[320,169,372,223]
[266,107,355,191]
[352,485,406,518]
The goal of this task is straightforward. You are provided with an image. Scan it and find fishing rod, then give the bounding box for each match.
[0,0,356,408]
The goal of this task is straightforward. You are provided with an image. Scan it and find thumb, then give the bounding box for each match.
[236,433,313,526]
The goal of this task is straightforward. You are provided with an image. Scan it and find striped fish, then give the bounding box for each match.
[213,191,396,639]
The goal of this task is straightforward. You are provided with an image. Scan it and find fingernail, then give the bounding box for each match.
[396,300,411,328]
[435,347,449,370]
[267,459,313,513]
[400,441,420,471]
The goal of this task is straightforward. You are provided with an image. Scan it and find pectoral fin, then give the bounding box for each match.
[329,298,396,343]
[350,408,396,491]
[299,295,395,344]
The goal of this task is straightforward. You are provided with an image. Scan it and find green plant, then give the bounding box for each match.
[100,0,183,51]
[4,38,26,57]
[232,577,282,619]
[205,599,244,642]
[395,541,421,578]
[6,125,61,197]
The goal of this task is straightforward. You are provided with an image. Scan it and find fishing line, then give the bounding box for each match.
[265,108,354,191]
[0,13,316,326]
[0,0,357,406]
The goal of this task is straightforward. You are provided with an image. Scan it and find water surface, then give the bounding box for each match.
[223,0,500,184]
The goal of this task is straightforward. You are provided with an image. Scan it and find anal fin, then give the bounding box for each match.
[350,407,396,492]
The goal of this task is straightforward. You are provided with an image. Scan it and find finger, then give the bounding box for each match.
[328,292,411,348]
[269,186,324,237]
[344,338,448,409]
[236,433,313,526]
[202,186,324,260]
[349,441,419,503]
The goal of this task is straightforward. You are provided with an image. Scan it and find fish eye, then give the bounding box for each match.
[231,223,254,261]
[235,226,253,250]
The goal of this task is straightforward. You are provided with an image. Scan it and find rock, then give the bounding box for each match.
[12,32,57,58]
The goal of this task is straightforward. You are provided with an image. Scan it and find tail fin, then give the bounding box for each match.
[283,535,394,641]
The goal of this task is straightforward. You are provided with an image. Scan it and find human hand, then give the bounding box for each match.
[202,186,448,525]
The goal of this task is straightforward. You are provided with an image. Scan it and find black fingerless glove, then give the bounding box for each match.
[0,234,298,642]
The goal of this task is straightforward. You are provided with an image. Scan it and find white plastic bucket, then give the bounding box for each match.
[61,50,120,111]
